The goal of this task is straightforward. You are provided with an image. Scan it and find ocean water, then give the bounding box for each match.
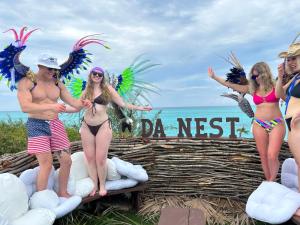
[0,106,254,138]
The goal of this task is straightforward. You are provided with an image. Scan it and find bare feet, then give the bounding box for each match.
[58,192,72,198]
[99,187,107,197]
[294,208,300,217]
[89,186,98,197]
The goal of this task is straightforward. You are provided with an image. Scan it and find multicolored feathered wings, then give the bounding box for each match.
[0,27,109,91]
[111,55,160,101]
[65,77,87,99]
[67,55,159,100]
[59,34,110,81]
[220,53,253,119]
[222,52,248,86]
[109,56,159,132]
[0,27,38,90]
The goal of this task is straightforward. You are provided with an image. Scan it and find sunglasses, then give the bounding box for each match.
[92,72,104,78]
[287,57,297,62]
[47,67,58,72]
[251,72,260,80]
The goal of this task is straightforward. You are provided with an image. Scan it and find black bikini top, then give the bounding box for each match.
[290,81,300,98]
[286,74,300,98]
[91,93,109,115]
[93,94,109,106]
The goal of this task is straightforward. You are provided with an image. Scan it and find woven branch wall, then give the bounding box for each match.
[0,138,292,202]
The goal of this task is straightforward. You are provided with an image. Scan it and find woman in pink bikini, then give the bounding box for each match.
[208,62,285,181]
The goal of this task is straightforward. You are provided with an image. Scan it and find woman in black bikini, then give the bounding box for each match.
[69,67,151,196]
[276,41,300,203]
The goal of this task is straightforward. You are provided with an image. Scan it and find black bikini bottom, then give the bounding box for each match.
[82,118,111,136]
[286,117,292,131]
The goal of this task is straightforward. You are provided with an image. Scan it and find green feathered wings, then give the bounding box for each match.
[67,55,159,101]
[113,55,160,102]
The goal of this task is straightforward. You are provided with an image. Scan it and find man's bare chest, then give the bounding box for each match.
[31,83,60,102]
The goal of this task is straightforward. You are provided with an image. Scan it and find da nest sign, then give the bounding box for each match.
[141,117,240,138]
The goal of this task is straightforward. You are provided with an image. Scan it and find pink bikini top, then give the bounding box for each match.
[253,88,279,105]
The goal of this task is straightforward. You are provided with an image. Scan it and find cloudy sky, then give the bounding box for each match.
[0,0,299,111]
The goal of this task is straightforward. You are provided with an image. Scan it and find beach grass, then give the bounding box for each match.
[54,208,271,225]
[55,208,157,225]
[0,119,81,155]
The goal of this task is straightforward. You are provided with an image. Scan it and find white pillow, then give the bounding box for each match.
[106,179,138,191]
[0,173,28,221]
[0,213,10,225]
[107,158,121,181]
[29,190,59,210]
[53,196,82,219]
[11,208,55,225]
[111,157,148,182]
[29,190,81,219]
[70,152,89,180]
[246,181,300,224]
[74,177,95,197]
[53,169,76,196]
[19,166,55,197]
[281,158,298,191]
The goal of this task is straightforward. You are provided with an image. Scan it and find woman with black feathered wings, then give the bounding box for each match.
[208,55,285,182]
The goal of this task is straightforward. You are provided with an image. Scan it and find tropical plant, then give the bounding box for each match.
[236,125,249,138]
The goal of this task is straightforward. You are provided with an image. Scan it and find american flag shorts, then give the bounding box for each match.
[26,117,70,154]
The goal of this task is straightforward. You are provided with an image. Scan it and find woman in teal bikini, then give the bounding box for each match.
[208,62,285,181]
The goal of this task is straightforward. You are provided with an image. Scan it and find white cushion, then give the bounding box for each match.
[29,190,82,219]
[70,152,89,180]
[106,179,138,191]
[29,190,59,210]
[246,181,300,224]
[53,196,82,219]
[107,158,121,181]
[281,158,298,191]
[11,208,55,225]
[0,173,28,221]
[54,169,76,196]
[74,177,94,197]
[0,214,9,225]
[112,157,148,182]
[19,166,55,197]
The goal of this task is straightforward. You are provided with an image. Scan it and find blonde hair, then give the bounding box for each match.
[82,72,111,102]
[248,62,275,94]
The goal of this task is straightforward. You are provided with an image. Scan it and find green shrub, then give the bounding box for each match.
[0,120,81,155]
[0,119,27,155]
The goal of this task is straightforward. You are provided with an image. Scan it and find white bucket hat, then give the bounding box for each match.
[37,54,61,69]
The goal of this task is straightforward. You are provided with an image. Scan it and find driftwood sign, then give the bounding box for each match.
[141,117,240,138]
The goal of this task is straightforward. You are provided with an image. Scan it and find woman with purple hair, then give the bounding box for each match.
[68,66,152,196]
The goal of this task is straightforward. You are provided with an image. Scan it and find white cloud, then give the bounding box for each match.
[0,0,299,109]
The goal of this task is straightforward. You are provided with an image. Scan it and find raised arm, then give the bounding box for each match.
[208,67,249,94]
[275,63,286,100]
[59,82,91,110]
[108,85,152,111]
[17,78,66,113]
[276,63,296,101]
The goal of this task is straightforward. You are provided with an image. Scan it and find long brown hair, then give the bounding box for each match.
[82,72,111,101]
[248,62,275,94]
